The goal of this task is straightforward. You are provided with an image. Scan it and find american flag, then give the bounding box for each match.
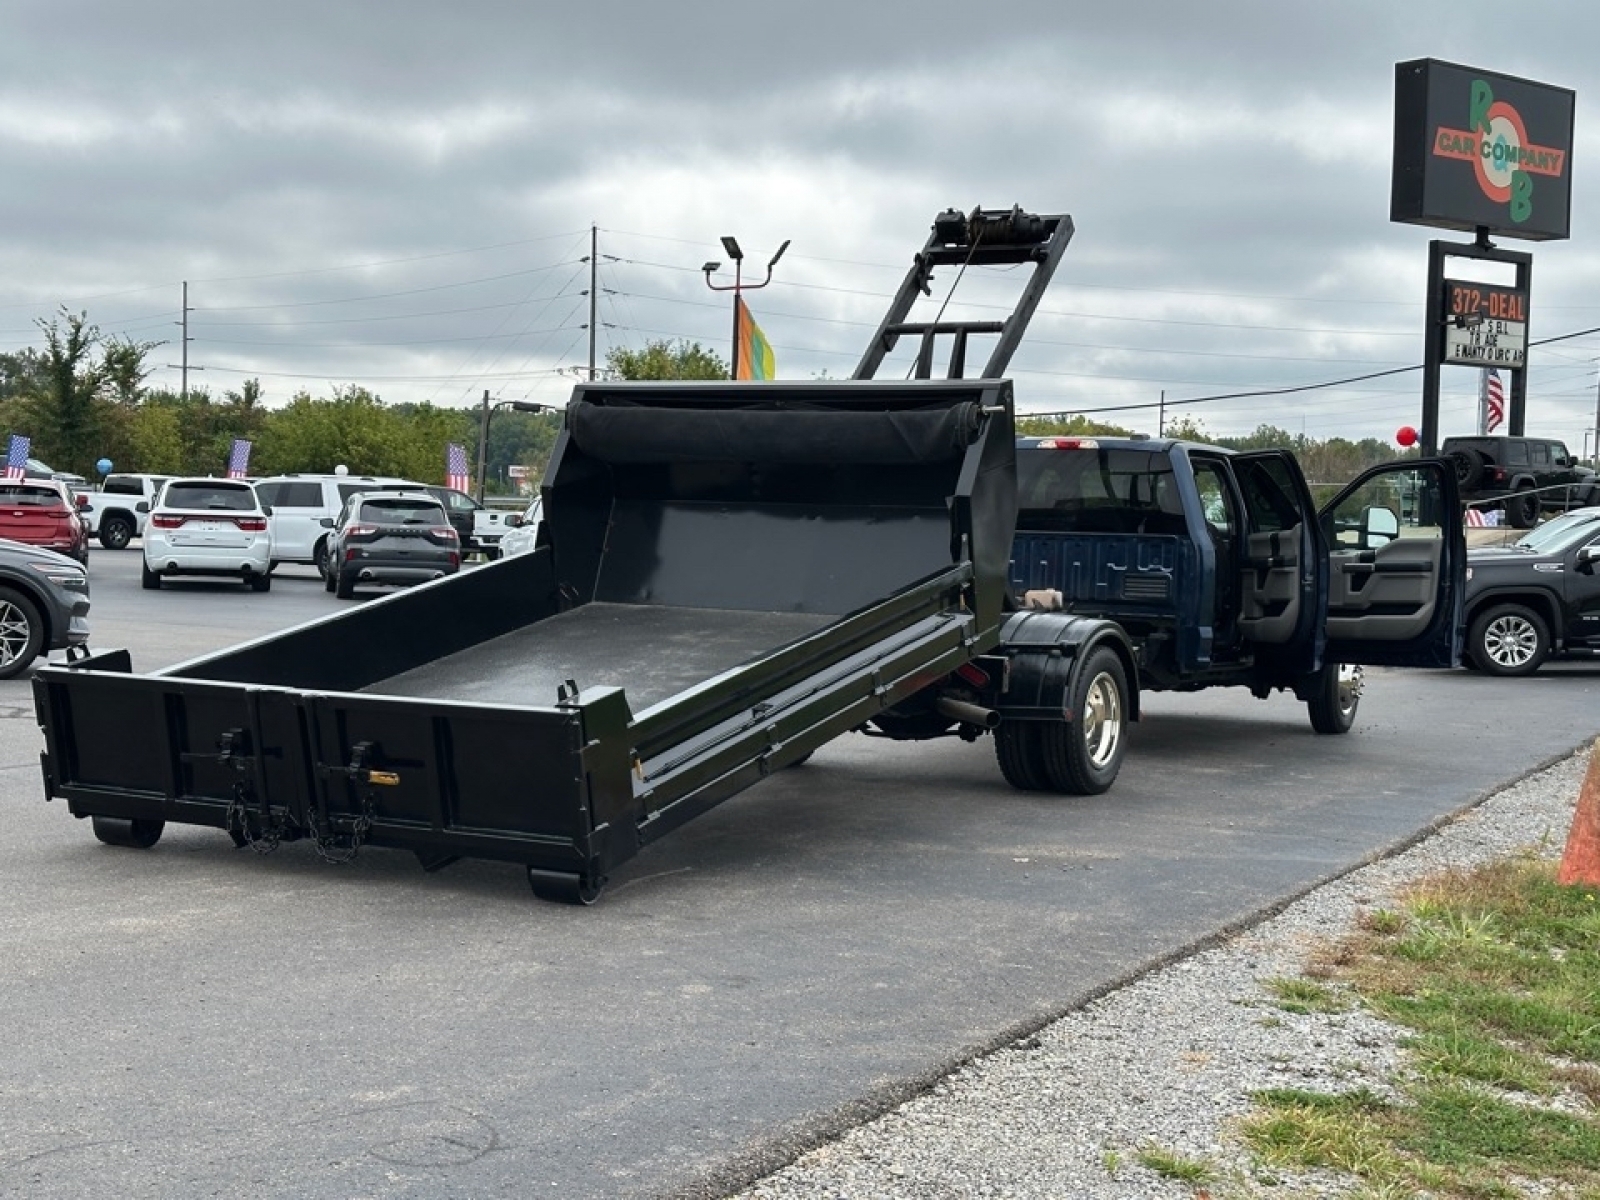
[445,442,469,492]
[3,434,30,479]
[1481,369,1505,434]
[226,438,252,479]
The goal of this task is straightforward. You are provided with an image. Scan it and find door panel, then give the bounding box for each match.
[1319,459,1464,667]
[1230,451,1320,657]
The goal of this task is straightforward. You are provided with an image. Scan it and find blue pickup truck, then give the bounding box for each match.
[980,434,1466,790]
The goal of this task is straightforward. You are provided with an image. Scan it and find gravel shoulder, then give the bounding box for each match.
[729,741,1596,1199]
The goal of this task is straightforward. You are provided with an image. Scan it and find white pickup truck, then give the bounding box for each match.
[76,473,170,549]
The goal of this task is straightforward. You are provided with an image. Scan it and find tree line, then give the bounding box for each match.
[5,309,1394,492]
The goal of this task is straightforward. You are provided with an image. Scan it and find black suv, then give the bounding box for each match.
[1443,435,1598,529]
[1462,505,1600,675]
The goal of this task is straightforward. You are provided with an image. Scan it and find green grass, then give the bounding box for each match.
[1238,856,1600,1197]
[1135,1143,1216,1184]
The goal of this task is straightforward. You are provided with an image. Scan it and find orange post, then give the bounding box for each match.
[1557,738,1600,887]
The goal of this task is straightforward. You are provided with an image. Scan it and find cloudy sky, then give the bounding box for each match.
[3,0,1597,451]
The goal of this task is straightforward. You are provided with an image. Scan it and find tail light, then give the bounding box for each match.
[427,526,459,545]
[1488,467,1507,484]
[344,522,380,541]
[234,516,267,532]
[150,513,185,529]
[1036,437,1098,450]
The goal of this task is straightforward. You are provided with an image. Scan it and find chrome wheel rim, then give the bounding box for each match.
[1484,615,1539,669]
[1334,663,1364,719]
[1082,670,1122,769]
[0,599,31,669]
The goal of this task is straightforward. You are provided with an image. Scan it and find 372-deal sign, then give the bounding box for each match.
[1441,281,1527,368]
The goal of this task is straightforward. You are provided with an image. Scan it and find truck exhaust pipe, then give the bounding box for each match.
[936,696,1000,730]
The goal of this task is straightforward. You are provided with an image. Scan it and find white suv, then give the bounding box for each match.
[254,473,420,577]
[142,478,273,591]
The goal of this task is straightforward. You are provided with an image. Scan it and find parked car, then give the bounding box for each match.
[0,478,89,564]
[141,478,272,591]
[254,473,420,576]
[1444,434,1599,529]
[23,456,89,493]
[0,538,90,679]
[323,490,461,599]
[77,472,170,549]
[496,497,542,557]
[422,485,522,558]
[1462,505,1600,675]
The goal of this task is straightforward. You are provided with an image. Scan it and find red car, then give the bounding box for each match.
[0,478,89,563]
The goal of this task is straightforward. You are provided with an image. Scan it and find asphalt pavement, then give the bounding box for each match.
[1,547,1595,1199]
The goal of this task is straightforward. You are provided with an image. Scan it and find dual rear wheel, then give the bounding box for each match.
[994,646,1128,795]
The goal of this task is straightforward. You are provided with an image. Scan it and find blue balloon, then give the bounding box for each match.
[95,458,113,475]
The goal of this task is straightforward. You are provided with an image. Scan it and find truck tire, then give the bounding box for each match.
[1468,603,1548,677]
[99,514,135,550]
[91,815,165,848]
[1507,486,1539,529]
[994,722,1050,791]
[313,538,332,579]
[1451,448,1486,489]
[0,587,45,680]
[335,567,356,599]
[1307,663,1363,735]
[527,867,606,905]
[1038,645,1128,795]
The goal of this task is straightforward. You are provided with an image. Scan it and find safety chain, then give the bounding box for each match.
[224,780,284,854]
[306,786,377,865]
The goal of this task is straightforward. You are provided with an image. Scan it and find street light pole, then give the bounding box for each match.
[475,396,557,502]
[703,235,790,379]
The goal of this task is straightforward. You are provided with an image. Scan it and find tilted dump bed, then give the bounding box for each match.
[34,380,1017,900]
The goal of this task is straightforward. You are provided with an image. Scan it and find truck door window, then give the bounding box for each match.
[1192,462,1236,537]
[1234,458,1302,533]
[1322,468,1443,549]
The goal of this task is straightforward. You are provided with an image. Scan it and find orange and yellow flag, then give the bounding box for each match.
[734,296,776,380]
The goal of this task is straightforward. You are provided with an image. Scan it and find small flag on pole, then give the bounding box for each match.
[226,438,252,479]
[734,296,776,381]
[3,433,30,479]
[1480,369,1506,434]
[445,442,470,492]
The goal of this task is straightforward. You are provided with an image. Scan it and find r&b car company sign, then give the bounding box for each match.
[1392,59,1574,241]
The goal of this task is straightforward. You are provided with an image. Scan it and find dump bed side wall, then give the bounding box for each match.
[162,546,562,687]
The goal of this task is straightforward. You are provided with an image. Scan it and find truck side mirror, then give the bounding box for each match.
[505,514,523,528]
[1362,505,1399,548]
[319,517,334,528]
[1578,544,1600,574]
[135,501,149,514]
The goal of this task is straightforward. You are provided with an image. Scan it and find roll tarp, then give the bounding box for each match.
[566,399,982,466]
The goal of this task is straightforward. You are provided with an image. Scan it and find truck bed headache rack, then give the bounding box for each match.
[854,205,1074,383]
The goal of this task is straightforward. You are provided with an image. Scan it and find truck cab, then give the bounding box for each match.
[1009,435,1465,728]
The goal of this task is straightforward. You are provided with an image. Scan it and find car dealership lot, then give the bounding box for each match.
[2,546,1597,1200]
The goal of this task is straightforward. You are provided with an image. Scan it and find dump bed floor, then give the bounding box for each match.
[365,602,834,712]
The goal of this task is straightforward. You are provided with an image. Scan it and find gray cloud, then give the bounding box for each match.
[1,0,1596,445]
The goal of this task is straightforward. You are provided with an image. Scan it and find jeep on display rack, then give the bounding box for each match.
[1443,434,1598,529]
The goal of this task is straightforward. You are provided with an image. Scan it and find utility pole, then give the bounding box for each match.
[588,225,598,380]
[1158,389,1165,438]
[475,389,491,503]
[166,281,198,399]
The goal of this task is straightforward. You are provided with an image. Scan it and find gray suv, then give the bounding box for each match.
[1442,435,1598,528]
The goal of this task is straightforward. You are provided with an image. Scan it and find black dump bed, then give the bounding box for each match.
[34,380,1017,897]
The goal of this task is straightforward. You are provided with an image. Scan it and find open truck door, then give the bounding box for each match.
[1317,459,1465,668]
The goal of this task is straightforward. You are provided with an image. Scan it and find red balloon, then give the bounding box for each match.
[1396,426,1418,447]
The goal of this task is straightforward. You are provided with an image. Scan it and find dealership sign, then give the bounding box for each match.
[1440,280,1527,368]
[1392,58,1574,241]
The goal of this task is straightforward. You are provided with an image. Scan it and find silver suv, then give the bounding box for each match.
[253,473,422,576]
